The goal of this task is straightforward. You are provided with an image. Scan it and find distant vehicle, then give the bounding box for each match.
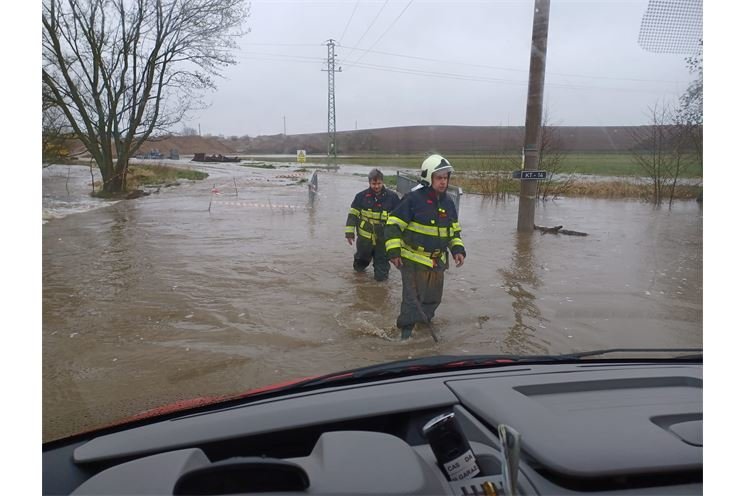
[192,152,241,163]
[42,348,702,495]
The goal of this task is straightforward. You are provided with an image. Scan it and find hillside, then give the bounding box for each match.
[67,135,237,159]
[219,125,653,155]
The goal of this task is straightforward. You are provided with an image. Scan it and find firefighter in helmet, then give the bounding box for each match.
[385,154,466,340]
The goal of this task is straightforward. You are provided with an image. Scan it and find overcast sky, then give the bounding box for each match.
[182,0,701,137]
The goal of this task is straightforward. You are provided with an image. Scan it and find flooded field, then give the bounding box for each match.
[42,161,702,441]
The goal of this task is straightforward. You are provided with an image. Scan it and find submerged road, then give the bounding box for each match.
[42,161,702,441]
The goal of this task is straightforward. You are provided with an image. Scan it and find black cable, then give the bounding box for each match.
[338,0,360,45]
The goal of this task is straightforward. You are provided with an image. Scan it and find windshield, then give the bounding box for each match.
[39,0,704,443]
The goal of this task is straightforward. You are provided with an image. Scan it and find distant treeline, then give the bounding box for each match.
[217,125,701,156]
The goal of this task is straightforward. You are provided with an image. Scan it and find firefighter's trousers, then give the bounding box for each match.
[353,227,390,281]
[396,265,445,330]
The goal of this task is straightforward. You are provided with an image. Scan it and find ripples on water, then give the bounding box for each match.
[42,163,703,441]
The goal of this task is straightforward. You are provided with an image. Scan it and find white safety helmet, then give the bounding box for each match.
[420,154,454,186]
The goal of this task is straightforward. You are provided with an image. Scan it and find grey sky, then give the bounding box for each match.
[184,0,699,138]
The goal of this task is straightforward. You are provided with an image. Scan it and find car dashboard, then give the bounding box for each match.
[43,360,702,495]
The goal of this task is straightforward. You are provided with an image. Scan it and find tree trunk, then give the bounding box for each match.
[97,155,129,194]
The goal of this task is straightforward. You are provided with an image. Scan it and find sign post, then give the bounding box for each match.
[517,0,551,233]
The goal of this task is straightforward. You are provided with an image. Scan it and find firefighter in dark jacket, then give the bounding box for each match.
[385,155,465,340]
[345,169,401,281]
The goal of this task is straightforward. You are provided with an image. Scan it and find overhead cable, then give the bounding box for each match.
[349,0,414,66]
[338,1,361,45]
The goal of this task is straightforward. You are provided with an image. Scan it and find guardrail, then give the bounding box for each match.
[396,171,463,212]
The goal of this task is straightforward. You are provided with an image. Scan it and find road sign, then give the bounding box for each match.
[512,170,547,180]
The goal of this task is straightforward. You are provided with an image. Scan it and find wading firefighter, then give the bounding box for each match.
[385,155,466,340]
[345,169,401,281]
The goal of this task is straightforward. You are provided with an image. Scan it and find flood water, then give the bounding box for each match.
[42,161,703,441]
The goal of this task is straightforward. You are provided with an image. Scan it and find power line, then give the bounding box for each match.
[348,0,389,51]
[241,44,683,85]
[349,0,414,66]
[238,51,324,63]
[338,1,360,45]
[340,46,684,85]
[347,60,679,94]
[243,42,324,47]
[237,51,681,94]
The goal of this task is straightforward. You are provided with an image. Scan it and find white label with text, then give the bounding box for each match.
[444,450,480,481]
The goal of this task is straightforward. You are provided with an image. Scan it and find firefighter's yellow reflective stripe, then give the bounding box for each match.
[452,221,461,231]
[345,226,355,234]
[358,229,374,240]
[387,215,408,230]
[406,221,438,236]
[406,221,453,239]
[402,241,442,259]
[381,211,389,221]
[386,238,402,250]
[450,238,465,249]
[348,207,360,217]
[401,247,434,268]
[361,209,383,221]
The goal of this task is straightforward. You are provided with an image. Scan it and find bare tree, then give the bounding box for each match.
[42,0,249,194]
[536,121,573,201]
[42,86,73,167]
[629,103,693,206]
[506,111,573,201]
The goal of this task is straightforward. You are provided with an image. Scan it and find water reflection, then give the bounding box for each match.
[43,166,702,441]
[307,198,317,239]
[95,205,145,301]
[498,232,549,355]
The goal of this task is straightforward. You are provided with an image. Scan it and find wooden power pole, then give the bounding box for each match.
[517,0,551,232]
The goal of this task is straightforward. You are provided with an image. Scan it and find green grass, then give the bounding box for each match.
[254,152,702,178]
[127,164,208,187]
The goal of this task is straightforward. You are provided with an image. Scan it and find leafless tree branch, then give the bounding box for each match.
[42,0,249,193]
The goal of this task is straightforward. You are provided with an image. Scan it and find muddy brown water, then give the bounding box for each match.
[42,162,702,441]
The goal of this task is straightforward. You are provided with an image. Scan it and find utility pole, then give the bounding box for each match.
[517,0,551,233]
[283,115,286,135]
[323,39,342,166]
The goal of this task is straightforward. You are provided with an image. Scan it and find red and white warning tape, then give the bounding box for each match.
[211,201,309,210]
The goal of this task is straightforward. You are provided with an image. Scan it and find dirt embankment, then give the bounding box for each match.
[219,125,660,155]
[68,135,237,159]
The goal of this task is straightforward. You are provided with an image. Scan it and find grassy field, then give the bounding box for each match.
[127,164,208,187]
[341,153,703,201]
[90,163,208,197]
[251,152,703,178]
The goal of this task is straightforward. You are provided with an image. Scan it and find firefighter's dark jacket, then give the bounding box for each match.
[345,187,401,242]
[385,186,465,269]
